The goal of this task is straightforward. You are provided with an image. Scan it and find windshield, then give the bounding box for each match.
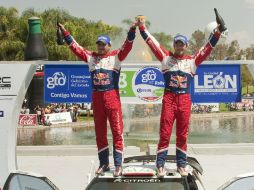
[4,174,57,190]
[87,178,186,190]
[223,176,254,190]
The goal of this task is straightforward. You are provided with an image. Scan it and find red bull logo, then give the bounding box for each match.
[93,73,110,86]
[170,75,188,88]
[93,73,109,80]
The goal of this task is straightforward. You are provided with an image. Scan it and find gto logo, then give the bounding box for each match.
[142,70,157,83]
[0,77,11,88]
[47,72,67,89]
[114,178,161,183]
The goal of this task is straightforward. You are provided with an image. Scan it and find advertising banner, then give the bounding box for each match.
[19,114,37,126]
[119,66,164,104]
[44,64,92,103]
[44,112,72,124]
[191,64,241,103]
[44,63,241,104]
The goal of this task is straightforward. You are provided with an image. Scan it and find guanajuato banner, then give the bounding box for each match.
[44,62,241,104]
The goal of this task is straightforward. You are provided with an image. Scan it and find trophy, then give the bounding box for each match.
[135,15,146,24]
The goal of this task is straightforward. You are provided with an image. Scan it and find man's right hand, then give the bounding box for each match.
[135,15,146,28]
[57,22,66,32]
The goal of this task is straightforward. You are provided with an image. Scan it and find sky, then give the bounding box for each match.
[2,0,254,48]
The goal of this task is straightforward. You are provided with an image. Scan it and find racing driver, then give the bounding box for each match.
[137,12,226,176]
[57,22,136,177]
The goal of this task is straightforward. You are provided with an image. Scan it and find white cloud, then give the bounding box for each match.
[245,0,254,9]
[227,31,254,48]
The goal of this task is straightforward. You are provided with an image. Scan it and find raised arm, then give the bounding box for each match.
[195,8,227,66]
[63,31,92,62]
[117,26,136,62]
[194,29,221,66]
[139,25,169,62]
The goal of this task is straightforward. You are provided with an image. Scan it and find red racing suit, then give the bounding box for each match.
[64,27,136,167]
[139,25,221,168]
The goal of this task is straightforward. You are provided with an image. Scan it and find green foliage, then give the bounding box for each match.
[152,32,173,51]
[241,65,254,87]
[245,45,254,59]
[227,40,240,59]
[122,19,133,28]
[0,7,123,61]
[1,6,254,87]
[209,44,229,60]
[0,7,25,60]
[242,85,254,95]
[189,30,205,54]
[219,103,229,112]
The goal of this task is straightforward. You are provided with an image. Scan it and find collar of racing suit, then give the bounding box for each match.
[172,53,192,60]
[92,50,116,58]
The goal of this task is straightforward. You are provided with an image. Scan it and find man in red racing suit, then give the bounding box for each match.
[58,23,136,176]
[138,20,223,176]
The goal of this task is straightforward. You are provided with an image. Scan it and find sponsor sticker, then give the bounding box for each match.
[132,67,164,102]
[114,178,161,183]
[0,76,11,89]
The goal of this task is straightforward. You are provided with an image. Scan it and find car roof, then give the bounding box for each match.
[237,172,254,178]
[10,170,45,178]
[217,172,254,190]
[97,155,203,179]
[99,162,182,179]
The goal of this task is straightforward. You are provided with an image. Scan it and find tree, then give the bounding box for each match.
[241,65,254,87]
[245,44,254,60]
[121,19,133,28]
[0,7,123,61]
[152,32,173,51]
[226,40,240,60]
[209,44,228,60]
[0,7,25,60]
[188,30,205,54]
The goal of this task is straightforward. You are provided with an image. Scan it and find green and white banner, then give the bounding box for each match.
[119,64,164,104]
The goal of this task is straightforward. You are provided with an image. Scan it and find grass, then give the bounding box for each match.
[219,85,254,112]
[242,85,254,95]
[77,116,94,122]
[219,103,229,112]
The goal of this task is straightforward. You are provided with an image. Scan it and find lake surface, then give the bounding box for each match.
[17,114,254,151]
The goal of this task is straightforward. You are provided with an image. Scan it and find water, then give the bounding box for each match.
[17,114,254,151]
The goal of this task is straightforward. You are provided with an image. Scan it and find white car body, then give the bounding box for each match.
[217,172,254,190]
